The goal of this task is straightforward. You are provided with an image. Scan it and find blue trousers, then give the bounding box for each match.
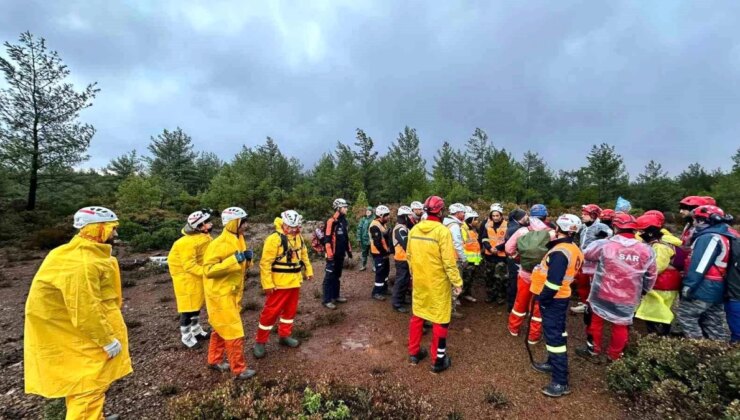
[371,255,390,296]
[540,297,570,386]
[726,300,740,343]
[322,256,344,304]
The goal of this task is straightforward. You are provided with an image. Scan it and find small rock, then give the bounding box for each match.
[463,328,472,333]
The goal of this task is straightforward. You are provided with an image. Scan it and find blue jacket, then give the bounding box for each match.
[683,224,733,304]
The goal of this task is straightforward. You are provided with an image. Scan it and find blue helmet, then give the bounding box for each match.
[530,204,548,218]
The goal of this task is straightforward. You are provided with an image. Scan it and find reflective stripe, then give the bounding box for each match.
[544,281,561,291]
[410,236,438,243]
[511,310,526,317]
[258,324,273,331]
[696,236,719,274]
[374,282,385,287]
[546,344,567,353]
[531,317,542,322]
[279,318,294,324]
[562,332,568,337]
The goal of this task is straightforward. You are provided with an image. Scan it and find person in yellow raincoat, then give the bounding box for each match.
[24,206,132,420]
[253,210,313,358]
[203,207,256,380]
[635,211,684,335]
[406,196,463,374]
[168,209,214,348]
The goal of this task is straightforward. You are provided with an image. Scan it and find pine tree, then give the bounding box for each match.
[520,151,553,205]
[147,127,199,194]
[464,128,492,195]
[353,128,379,202]
[334,142,362,201]
[582,143,629,203]
[380,126,428,203]
[677,163,719,194]
[633,160,681,211]
[485,149,523,202]
[0,32,99,209]
[106,150,143,179]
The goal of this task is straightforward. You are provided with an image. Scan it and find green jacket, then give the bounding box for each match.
[357,216,372,246]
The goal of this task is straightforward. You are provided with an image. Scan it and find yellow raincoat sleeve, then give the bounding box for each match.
[57,264,116,348]
[653,242,674,274]
[181,238,206,277]
[300,238,314,278]
[438,228,463,288]
[259,233,279,290]
[661,229,683,247]
[204,243,243,279]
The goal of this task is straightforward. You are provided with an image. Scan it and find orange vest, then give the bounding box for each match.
[484,219,508,257]
[369,219,389,255]
[529,242,583,299]
[393,224,408,262]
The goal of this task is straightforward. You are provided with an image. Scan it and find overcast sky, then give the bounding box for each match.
[1,1,739,177]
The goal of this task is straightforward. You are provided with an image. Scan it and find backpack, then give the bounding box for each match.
[725,234,740,299]
[517,230,550,272]
[310,229,324,254]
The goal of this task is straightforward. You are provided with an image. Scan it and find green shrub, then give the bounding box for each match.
[606,335,740,419]
[130,227,181,252]
[168,377,433,419]
[43,398,66,420]
[117,219,147,240]
[28,226,73,249]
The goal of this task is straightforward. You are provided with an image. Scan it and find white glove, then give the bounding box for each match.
[103,339,122,359]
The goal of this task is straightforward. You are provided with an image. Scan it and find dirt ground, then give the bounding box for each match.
[0,241,627,419]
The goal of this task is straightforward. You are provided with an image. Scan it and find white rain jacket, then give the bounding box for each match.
[443,216,465,261]
[579,219,613,275]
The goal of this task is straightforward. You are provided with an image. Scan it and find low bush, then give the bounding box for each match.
[606,335,739,419]
[130,227,180,252]
[168,377,433,419]
[28,226,73,249]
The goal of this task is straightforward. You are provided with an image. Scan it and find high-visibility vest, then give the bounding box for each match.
[462,224,482,265]
[392,224,408,262]
[530,242,583,298]
[483,219,508,257]
[369,219,389,255]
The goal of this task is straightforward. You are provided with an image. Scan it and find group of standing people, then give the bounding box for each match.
[21,192,738,418]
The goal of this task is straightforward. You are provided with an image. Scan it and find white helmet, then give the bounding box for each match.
[281,210,303,227]
[449,203,466,214]
[410,201,424,210]
[490,203,504,214]
[73,206,118,229]
[221,207,248,225]
[397,206,413,216]
[187,209,213,229]
[555,214,582,233]
[465,209,479,220]
[375,205,391,217]
[333,198,349,210]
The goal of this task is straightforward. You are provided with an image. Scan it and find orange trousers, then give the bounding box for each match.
[255,288,300,343]
[507,275,542,341]
[207,331,246,375]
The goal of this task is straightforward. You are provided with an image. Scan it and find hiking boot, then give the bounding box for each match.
[527,338,541,345]
[409,348,428,365]
[235,369,257,380]
[541,382,571,398]
[508,329,519,337]
[570,302,587,314]
[334,297,348,304]
[372,294,386,301]
[253,343,266,359]
[208,362,230,373]
[531,362,553,375]
[393,305,409,313]
[323,302,337,310]
[279,337,300,348]
[431,355,452,373]
[575,346,602,364]
[463,295,477,303]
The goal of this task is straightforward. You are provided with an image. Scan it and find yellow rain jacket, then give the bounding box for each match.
[260,218,314,290]
[24,223,132,398]
[407,220,463,324]
[636,238,680,324]
[203,219,250,340]
[168,230,212,312]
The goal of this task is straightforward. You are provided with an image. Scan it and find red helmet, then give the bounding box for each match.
[600,209,616,221]
[642,210,665,227]
[692,205,725,221]
[680,196,713,208]
[613,212,639,230]
[581,204,602,218]
[423,195,445,215]
[701,196,717,206]
[636,213,663,230]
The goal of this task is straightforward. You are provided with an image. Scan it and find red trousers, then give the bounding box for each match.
[408,315,448,364]
[574,272,592,303]
[207,332,246,375]
[507,275,542,341]
[588,311,629,360]
[256,288,300,343]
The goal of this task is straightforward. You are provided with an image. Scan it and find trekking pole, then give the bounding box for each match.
[523,295,540,367]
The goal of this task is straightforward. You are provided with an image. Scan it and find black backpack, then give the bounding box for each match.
[725,233,740,300]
